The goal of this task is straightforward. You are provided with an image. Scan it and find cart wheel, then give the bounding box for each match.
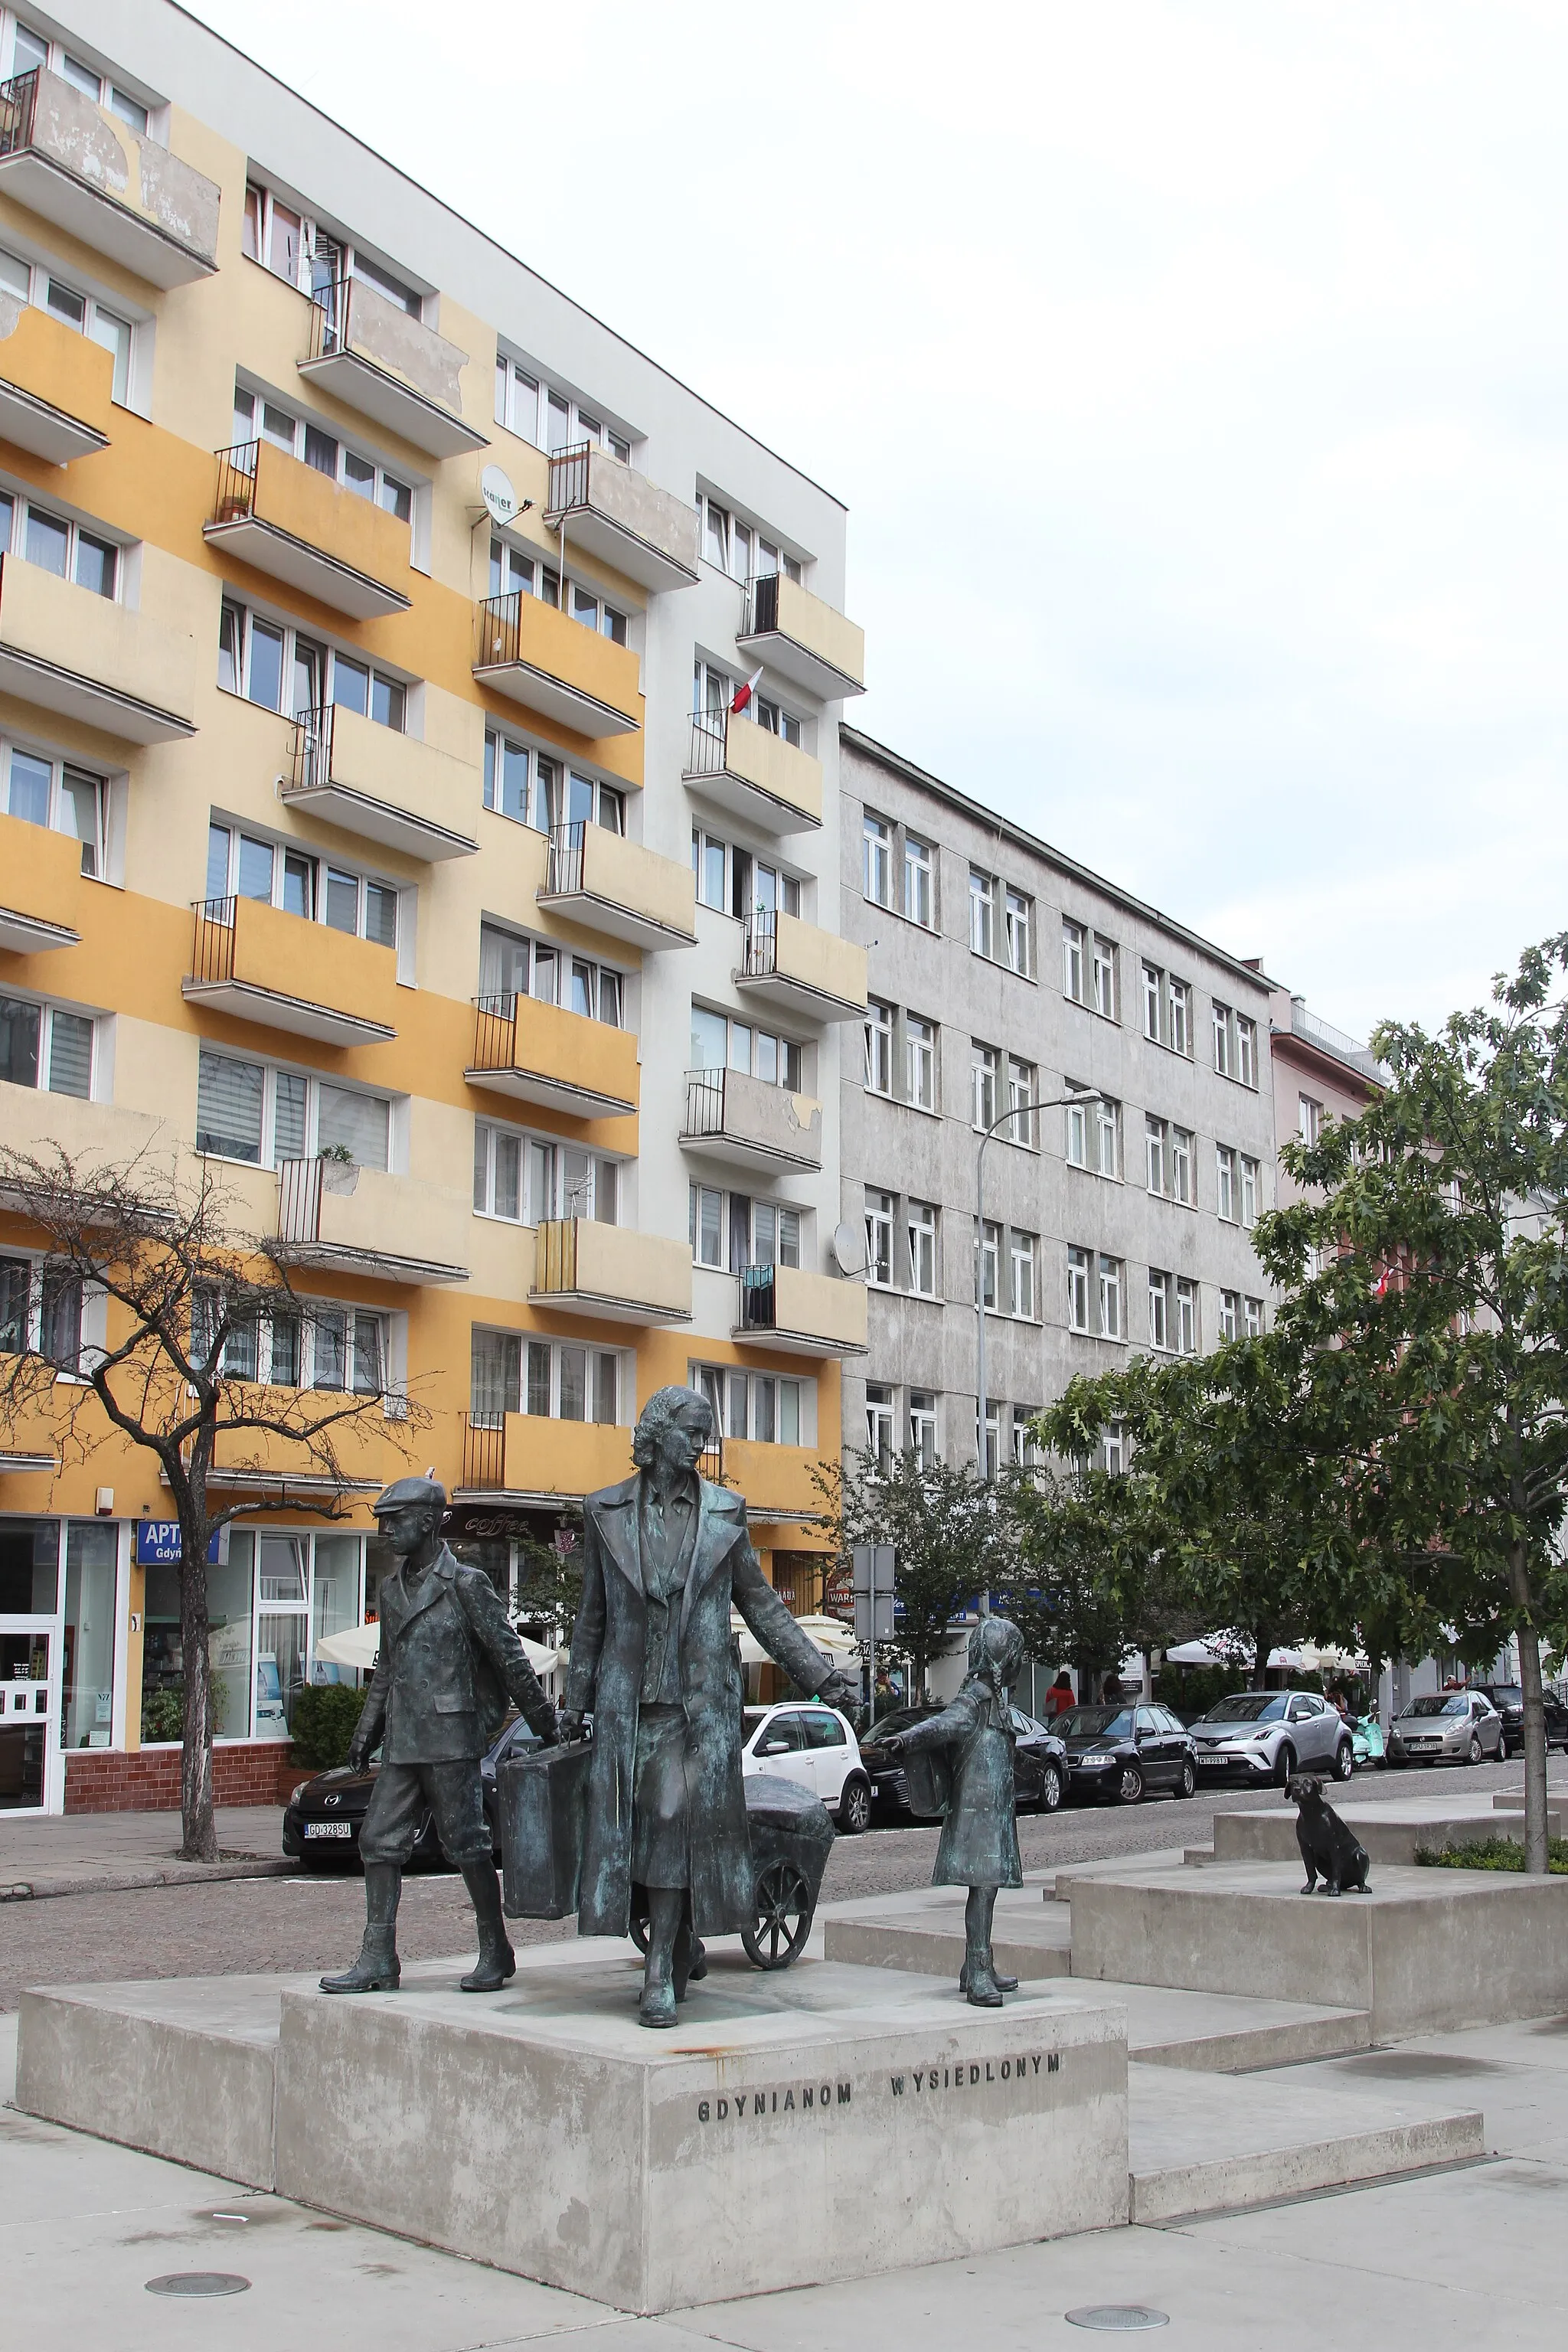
[743,1860,814,1969]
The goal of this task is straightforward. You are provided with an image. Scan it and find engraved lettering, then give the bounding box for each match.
[913,2072,924,2092]
[837,2082,851,2105]
[803,2086,814,2109]
[985,2062,994,2082]
[753,2093,766,2115]
[1048,2052,1060,2073]
[1031,2056,1042,2075]
[698,2100,710,2122]
[1001,2061,1011,2080]
[783,2090,794,2110]
[969,2064,980,2085]
[891,2076,905,2096]
[717,2098,729,2119]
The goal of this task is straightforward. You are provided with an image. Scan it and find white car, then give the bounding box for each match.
[741,1702,872,1834]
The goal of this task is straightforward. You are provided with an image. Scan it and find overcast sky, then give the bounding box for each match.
[188,0,1568,1042]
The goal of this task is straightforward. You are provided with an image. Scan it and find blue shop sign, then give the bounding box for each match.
[136,1521,224,1567]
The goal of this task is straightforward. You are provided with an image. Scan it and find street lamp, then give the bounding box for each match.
[975,1088,1102,1521]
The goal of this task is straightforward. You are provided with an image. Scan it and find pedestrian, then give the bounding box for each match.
[1046,1668,1075,1717]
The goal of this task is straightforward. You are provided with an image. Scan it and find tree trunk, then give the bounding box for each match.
[1517,1619,1549,1876]
[177,1501,217,1864]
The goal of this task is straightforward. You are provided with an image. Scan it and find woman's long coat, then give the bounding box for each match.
[897,1676,1022,1889]
[565,1473,836,1937]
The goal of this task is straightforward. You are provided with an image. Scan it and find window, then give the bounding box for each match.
[1092,934,1118,1020]
[7,23,150,136]
[474,1329,623,1427]
[1102,1420,1127,1475]
[1145,1116,1166,1195]
[243,180,421,315]
[978,1399,1001,1481]
[1236,1016,1258,1089]
[691,828,799,920]
[1243,1296,1265,1338]
[568,580,628,646]
[971,1040,998,1132]
[232,387,412,522]
[494,354,630,461]
[1067,1246,1091,1333]
[688,1186,800,1271]
[696,494,801,585]
[1218,1289,1240,1343]
[1098,1254,1122,1340]
[2,744,108,877]
[1066,1088,1089,1168]
[687,1002,801,1087]
[0,993,93,1098]
[903,835,933,927]
[196,1050,391,1171]
[864,998,893,1096]
[1213,1001,1257,1086]
[0,1253,90,1373]
[206,823,397,948]
[1011,1406,1041,1469]
[218,599,406,732]
[909,1390,937,1468]
[0,240,133,403]
[1175,1278,1197,1356]
[1240,1155,1259,1228]
[865,1383,894,1471]
[1063,918,1085,1003]
[1170,1126,1194,1205]
[1010,1230,1037,1320]
[969,868,996,959]
[906,1014,936,1110]
[691,1363,806,1445]
[482,923,623,1031]
[1142,961,1162,1041]
[1008,1056,1037,1147]
[692,659,803,747]
[975,1219,1001,1312]
[475,1123,619,1225]
[863,814,892,906]
[1148,1270,1169,1351]
[1096,1096,1121,1181]
[0,486,119,599]
[1213,1001,1232,1078]
[864,1190,894,1287]
[1298,1095,1323,1145]
[907,1200,937,1295]
[1004,888,1034,978]
[1216,1145,1236,1223]
[1167,978,1191,1057]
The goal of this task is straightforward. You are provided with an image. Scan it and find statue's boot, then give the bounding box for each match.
[965,1948,1005,2008]
[639,1890,681,2027]
[959,1958,1019,1995]
[672,1901,707,2001]
[320,1862,402,1993]
[962,1886,1006,2007]
[459,1861,517,1992]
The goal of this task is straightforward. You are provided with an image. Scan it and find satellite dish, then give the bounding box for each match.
[831,1221,865,1277]
[480,464,520,531]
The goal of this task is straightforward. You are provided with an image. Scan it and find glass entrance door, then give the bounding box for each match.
[0,1622,61,1810]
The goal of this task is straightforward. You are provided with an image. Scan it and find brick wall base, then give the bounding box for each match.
[63,1742,300,1813]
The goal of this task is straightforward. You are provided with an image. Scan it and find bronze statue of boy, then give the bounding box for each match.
[880,1616,1026,2005]
[321,1473,557,1997]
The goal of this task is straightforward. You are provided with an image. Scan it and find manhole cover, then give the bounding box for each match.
[145,2274,251,2298]
[1066,2308,1170,2333]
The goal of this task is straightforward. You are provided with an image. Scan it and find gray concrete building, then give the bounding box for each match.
[839,730,1279,1475]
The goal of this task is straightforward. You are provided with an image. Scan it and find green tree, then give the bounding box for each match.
[1003,1456,1165,1697]
[811,1448,1010,1698]
[1258,936,1568,1872]
[511,1519,586,1647]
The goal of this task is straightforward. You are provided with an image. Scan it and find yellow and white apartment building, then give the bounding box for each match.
[0,0,867,1813]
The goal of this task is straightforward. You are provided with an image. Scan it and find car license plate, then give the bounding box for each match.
[303,1821,353,1840]
[1197,1755,1230,1766]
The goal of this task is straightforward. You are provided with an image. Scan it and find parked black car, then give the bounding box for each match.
[283,1713,542,1870]
[1052,1701,1197,1806]
[858,1704,1067,1820]
[1467,1683,1568,1760]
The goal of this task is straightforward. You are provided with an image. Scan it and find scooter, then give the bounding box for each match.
[1350,1713,1385,1769]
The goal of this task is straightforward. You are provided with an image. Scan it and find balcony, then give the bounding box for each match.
[682,710,822,835]
[467,993,639,1120]
[204,443,413,622]
[458,1412,632,1504]
[536,822,695,951]
[0,299,111,463]
[543,443,698,592]
[472,591,642,738]
[733,909,867,1024]
[733,1266,868,1359]
[182,897,398,1047]
[275,1158,469,1287]
[720,1439,828,1524]
[736,572,865,701]
[0,811,83,952]
[0,554,197,743]
[0,70,220,288]
[680,1068,822,1174]
[531,1219,692,1325]
[298,277,487,460]
[284,705,478,862]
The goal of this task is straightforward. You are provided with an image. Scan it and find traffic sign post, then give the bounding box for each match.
[851,1545,896,1728]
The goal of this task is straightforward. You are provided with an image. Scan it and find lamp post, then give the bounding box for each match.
[975,1088,1102,1539]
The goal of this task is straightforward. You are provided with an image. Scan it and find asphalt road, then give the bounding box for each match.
[0,1756,1545,2011]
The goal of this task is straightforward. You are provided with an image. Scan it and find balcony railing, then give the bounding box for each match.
[0,67,41,158]
[304,276,484,459]
[212,439,260,525]
[682,708,822,835]
[740,907,781,981]
[738,1263,780,1331]
[545,818,589,898]
[191,893,237,985]
[462,1413,507,1493]
[472,588,642,737]
[0,70,220,287]
[277,1154,324,1244]
[472,990,524,1072]
[289,704,332,795]
[207,440,412,621]
[687,710,728,778]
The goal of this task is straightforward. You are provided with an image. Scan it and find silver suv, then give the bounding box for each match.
[1190,1690,1354,1786]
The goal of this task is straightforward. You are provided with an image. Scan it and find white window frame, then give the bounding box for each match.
[969,868,996,959]
[971,1040,998,1132]
[1004,887,1034,978]
[195,1047,394,1174]
[494,351,631,463]
[864,998,893,1096]
[1213,1001,1233,1078]
[1171,1126,1194,1206]
[219,598,409,733]
[1240,1155,1259,1228]
[906,1200,937,1296]
[903,834,934,927]
[1145,1115,1165,1196]
[1066,1089,1089,1168]
[1067,1246,1091,1333]
[864,1190,894,1288]
[1063,918,1085,1003]
[205,819,398,949]
[0,987,96,1100]
[233,384,413,522]
[1010,1229,1037,1321]
[864,1382,895,1471]
[691,1361,808,1446]
[1141,960,1162,1041]
[1243,1296,1265,1338]
[485,923,626,1033]
[976,1219,1001,1312]
[0,239,135,403]
[5,21,153,136]
[1299,1095,1322,1145]
[1218,1289,1240,1343]
[1098,1254,1123,1340]
[1092,935,1118,1021]
[863,812,893,907]
[1167,976,1191,1056]
[905,1013,936,1110]
[1175,1277,1197,1357]
[1236,1015,1258,1089]
[908,1390,938,1468]
[1148,1269,1169,1351]
[0,482,121,600]
[475,1121,621,1227]
[2,739,112,878]
[1007,1055,1037,1148]
[1216,1145,1236,1223]
[1096,1096,1121,1181]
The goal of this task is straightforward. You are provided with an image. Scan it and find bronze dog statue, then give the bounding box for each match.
[1287,1774,1370,1896]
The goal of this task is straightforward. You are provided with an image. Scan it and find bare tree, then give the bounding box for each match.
[0,1142,424,1861]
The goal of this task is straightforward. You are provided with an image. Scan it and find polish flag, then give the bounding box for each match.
[730,665,763,717]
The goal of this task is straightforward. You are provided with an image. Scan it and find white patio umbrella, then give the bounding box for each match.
[728,1609,858,1668]
[314,1622,559,1675]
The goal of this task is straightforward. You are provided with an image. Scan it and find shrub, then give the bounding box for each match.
[289,1683,368,1769]
[1415,1836,1568,1875]
[140,1684,185,1743]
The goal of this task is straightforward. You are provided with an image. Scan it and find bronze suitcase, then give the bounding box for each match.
[499,1737,592,1919]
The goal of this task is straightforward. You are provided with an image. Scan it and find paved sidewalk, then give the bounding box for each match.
[0,1806,290,1900]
